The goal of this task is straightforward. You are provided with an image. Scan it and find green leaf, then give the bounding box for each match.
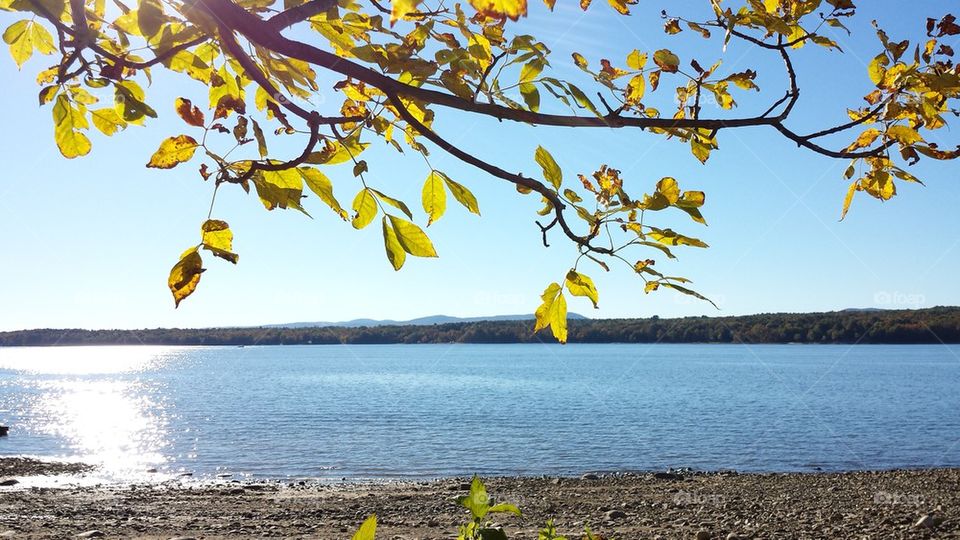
[457,476,490,519]
[382,216,406,270]
[351,515,377,540]
[52,94,91,159]
[299,167,348,219]
[201,219,238,264]
[146,135,199,169]
[388,215,437,257]
[534,282,567,343]
[168,247,203,308]
[488,503,522,516]
[653,49,680,73]
[534,146,562,189]
[351,188,378,229]
[422,171,447,226]
[565,270,598,309]
[439,172,480,215]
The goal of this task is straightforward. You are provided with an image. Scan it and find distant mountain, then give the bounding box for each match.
[267,313,589,328]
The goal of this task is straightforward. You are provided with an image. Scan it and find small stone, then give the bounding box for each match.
[654,472,682,480]
[0,479,18,487]
[604,510,627,520]
[145,468,158,473]
[581,473,600,480]
[426,519,439,527]
[725,534,740,540]
[695,531,711,540]
[76,531,105,538]
[550,477,561,485]
[914,514,935,529]
[168,537,198,540]
[0,531,16,538]
[217,473,233,478]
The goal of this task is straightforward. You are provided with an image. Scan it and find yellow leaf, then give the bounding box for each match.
[845,128,881,152]
[201,219,238,264]
[656,177,680,204]
[351,188,378,229]
[467,0,526,21]
[886,125,923,145]
[626,50,647,70]
[29,21,54,55]
[382,217,406,270]
[439,172,480,215]
[625,75,645,104]
[299,167,347,219]
[606,0,632,15]
[389,0,421,25]
[3,20,33,69]
[565,270,599,309]
[534,146,562,189]
[52,94,91,159]
[89,108,126,136]
[352,515,377,540]
[653,49,679,73]
[422,171,447,226]
[146,135,199,169]
[868,53,888,86]
[644,281,660,293]
[388,215,437,257]
[839,180,858,221]
[572,52,588,69]
[252,168,306,213]
[168,247,203,308]
[534,282,567,343]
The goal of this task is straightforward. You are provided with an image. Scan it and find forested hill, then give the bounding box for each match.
[2,308,960,346]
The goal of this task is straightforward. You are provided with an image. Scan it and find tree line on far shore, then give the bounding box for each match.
[2,308,959,347]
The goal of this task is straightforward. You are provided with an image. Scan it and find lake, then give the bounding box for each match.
[1,343,958,482]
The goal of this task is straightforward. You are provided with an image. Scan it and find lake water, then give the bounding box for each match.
[0,343,958,482]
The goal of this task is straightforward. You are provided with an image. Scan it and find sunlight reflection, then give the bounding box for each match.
[0,346,177,479]
[0,345,172,375]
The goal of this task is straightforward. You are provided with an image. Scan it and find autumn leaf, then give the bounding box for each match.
[175,97,205,127]
[653,49,680,73]
[382,216,406,270]
[439,172,480,215]
[535,145,563,189]
[201,219,238,264]
[565,270,599,308]
[51,94,91,159]
[352,515,377,540]
[388,215,438,257]
[147,135,199,169]
[351,188,378,229]
[168,247,204,308]
[534,282,568,343]
[468,0,527,21]
[422,171,447,226]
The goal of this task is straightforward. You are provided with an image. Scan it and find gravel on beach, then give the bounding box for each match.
[1,459,958,539]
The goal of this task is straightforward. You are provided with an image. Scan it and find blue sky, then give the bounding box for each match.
[0,1,958,330]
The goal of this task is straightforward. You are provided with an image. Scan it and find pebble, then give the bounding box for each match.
[168,537,197,540]
[725,534,740,540]
[695,530,711,540]
[604,509,626,520]
[0,479,18,487]
[76,531,105,538]
[914,514,935,529]
[581,473,600,480]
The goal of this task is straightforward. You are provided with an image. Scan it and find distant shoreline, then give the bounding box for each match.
[2,307,959,346]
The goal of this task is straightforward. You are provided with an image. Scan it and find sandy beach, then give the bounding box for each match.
[1,459,958,539]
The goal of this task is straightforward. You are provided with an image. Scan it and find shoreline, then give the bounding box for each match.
[1,459,957,539]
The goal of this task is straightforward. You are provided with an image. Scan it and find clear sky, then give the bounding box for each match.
[0,1,958,331]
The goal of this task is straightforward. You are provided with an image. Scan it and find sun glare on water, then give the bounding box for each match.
[0,346,180,481]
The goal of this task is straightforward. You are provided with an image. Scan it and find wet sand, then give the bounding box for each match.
[1,459,958,539]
